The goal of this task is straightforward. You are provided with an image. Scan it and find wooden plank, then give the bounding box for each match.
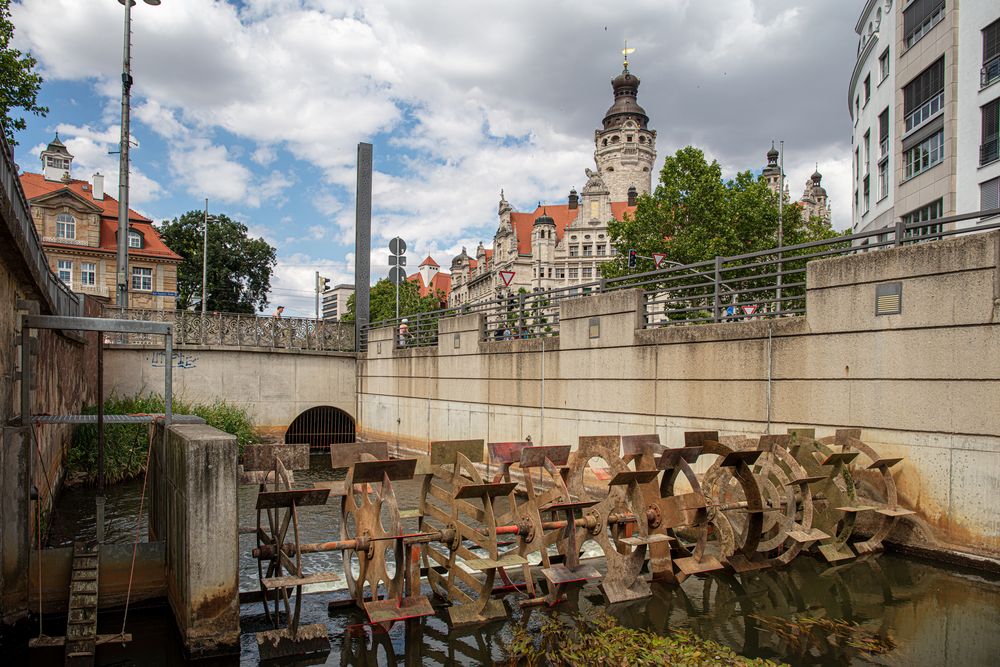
[817,543,855,563]
[454,482,517,499]
[519,445,571,468]
[683,431,719,446]
[329,442,388,470]
[867,457,904,469]
[488,441,530,464]
[350,458,416,484]
[674,555,723,575]
[256,624,330,661]
[606,470,659,486]
[29,633,132,649]
[618,534,673,547]
[365,596,435,624]
[429,439,485,465]
[541,564,601,585]
[540,500,598,513]
[256,488,330,510]
[464,554,528,571]
[262,571,340,589]
[874,507,915,517]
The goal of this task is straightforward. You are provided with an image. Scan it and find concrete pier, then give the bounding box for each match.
[149,423,239,657]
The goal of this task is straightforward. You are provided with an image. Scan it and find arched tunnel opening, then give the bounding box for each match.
[285,406,356,452]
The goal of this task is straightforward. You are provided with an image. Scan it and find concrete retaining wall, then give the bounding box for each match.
[150,423,239,657]
[359,231,1000,557]
[104,346,357,437]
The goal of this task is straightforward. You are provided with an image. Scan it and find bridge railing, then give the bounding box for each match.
[362,208,1000,351]
[0,134,81,318]
[101,307,355,352]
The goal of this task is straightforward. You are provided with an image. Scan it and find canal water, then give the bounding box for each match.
[17,454,1000,666]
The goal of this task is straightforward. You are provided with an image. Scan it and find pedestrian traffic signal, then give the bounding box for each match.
[627,249,637,269]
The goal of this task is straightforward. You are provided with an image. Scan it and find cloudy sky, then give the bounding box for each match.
[11,0,859,315]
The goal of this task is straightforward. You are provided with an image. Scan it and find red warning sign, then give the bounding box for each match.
[741,304,758,316]
[499,270,515,287]
[652,253,668,269]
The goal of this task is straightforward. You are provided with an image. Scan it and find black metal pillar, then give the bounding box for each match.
[355,143,372,351]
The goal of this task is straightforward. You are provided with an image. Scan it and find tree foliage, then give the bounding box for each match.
[601,146,839,278]
[157,211,276,313]
[0,0,47,145]
[343,278,445,324]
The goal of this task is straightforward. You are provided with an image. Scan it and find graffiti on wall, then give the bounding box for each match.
[149,351,199,369]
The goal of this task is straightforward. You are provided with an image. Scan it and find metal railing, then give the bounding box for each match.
[362,208,1000,350]
[981,137,999,166]
[982,56,1000,89]
[0,134,81,317]
[101,307,355,351]
[904,91,943,133]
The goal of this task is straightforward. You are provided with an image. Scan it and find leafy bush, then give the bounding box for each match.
[503,612,786,667]
[69,393,259,485]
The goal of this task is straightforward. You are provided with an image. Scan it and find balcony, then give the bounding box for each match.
[904,91,943,133]
[982,137,999,166]
[983,56,1000,89]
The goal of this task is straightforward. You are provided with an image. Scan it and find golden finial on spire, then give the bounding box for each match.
[622,40,635,71]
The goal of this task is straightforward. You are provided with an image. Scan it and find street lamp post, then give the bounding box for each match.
[202,198,209,316]
[115,0,160,311]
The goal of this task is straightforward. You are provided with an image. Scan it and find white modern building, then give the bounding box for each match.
[321,284,354,321]
[850,0,1000,237]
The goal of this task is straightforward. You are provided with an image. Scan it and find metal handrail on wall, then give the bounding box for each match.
[101,307,355,352]
[361,208,1000,350]
[0,134,81,317]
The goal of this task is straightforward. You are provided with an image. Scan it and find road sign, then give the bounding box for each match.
[388,255,406,266]
[741,304,758,316]
[388,267,406,284]
[499,270,515,287]
[389,237,406,255]
[151,291,177,297]
[652,253,667,269]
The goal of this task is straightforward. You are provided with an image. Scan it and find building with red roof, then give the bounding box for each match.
[408,255,451,307]
[448,61,655,306]
[20,136,182,310]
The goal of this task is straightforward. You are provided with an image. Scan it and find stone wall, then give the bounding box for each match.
[359,231,1000,557]
[104,346,357,437]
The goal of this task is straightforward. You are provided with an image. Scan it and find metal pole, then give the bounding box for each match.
[776,140,784,313]
[116,0,133,311]
[395,278,399,322]
[354,143,373,351]
[96,331,105,543]
[315,271,320,321]
[202,198,208,316]
[712,256,722,323]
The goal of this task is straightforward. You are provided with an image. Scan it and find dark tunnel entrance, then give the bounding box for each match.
[285,406,355,452]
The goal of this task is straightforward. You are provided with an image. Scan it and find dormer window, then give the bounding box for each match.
[46,156,70,169]
[56,213,75,239]
[128,230,144,249]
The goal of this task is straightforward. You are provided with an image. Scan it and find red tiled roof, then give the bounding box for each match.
[408,269,452,301]
[19,172,181,262]
[419,255,439,267]
[468,258,478,269]
[510,202,636,255]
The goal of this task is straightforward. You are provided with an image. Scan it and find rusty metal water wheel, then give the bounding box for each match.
[340,453,406,614]
[255,457,305,630]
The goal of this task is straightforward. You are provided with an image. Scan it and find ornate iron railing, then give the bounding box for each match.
[101,307,355,352]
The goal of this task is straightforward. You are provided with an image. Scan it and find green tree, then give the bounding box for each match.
[156,211,276,313]
[601,146,839,278]
[1,0,47,145]
[343,278,444,324]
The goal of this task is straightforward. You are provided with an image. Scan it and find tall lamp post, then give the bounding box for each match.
[115,0,160,310]
[202,198,209,316]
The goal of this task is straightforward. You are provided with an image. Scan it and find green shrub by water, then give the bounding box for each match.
[68,393,259,485]
[503,612,786,667]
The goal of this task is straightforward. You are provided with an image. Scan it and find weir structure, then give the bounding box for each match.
[244,429,912,659]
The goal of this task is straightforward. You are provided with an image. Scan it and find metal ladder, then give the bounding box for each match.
[64,541,99,666]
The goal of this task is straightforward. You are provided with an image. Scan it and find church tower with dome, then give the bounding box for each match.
[593,57,657,202]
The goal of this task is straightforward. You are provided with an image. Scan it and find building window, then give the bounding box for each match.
[568,268,578,279]
[878,158,889,201]
[981,177,1000,214]
[855,95,860,119]
[57,259,72,284]
[985,19,1000,88]
[597,245,605,256]
[128,230,143,248]
[46,156,70,169]
[903,199,943,239]
[904,0,945,50]
[878,108,889,158]
[904,130,944,179]
[80,262,96,287]
[863,74,871,105]
[582,268,592,279]
[982,99,999,166]
[863,176,871,213]
[548,268,553,278]
[854,147,860,180]
[863,130,871,175]
[582,245,592,256]
[557,268,565,279]
[56,213,75,240]
[904,57,944,133]
[879,48,890,83]
[131,266,153,291]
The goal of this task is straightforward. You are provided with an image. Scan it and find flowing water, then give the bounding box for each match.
[15,454,1000,666]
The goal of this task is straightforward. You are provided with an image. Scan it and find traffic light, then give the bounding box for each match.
[319,275,331,292]
[627,249,637,269]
